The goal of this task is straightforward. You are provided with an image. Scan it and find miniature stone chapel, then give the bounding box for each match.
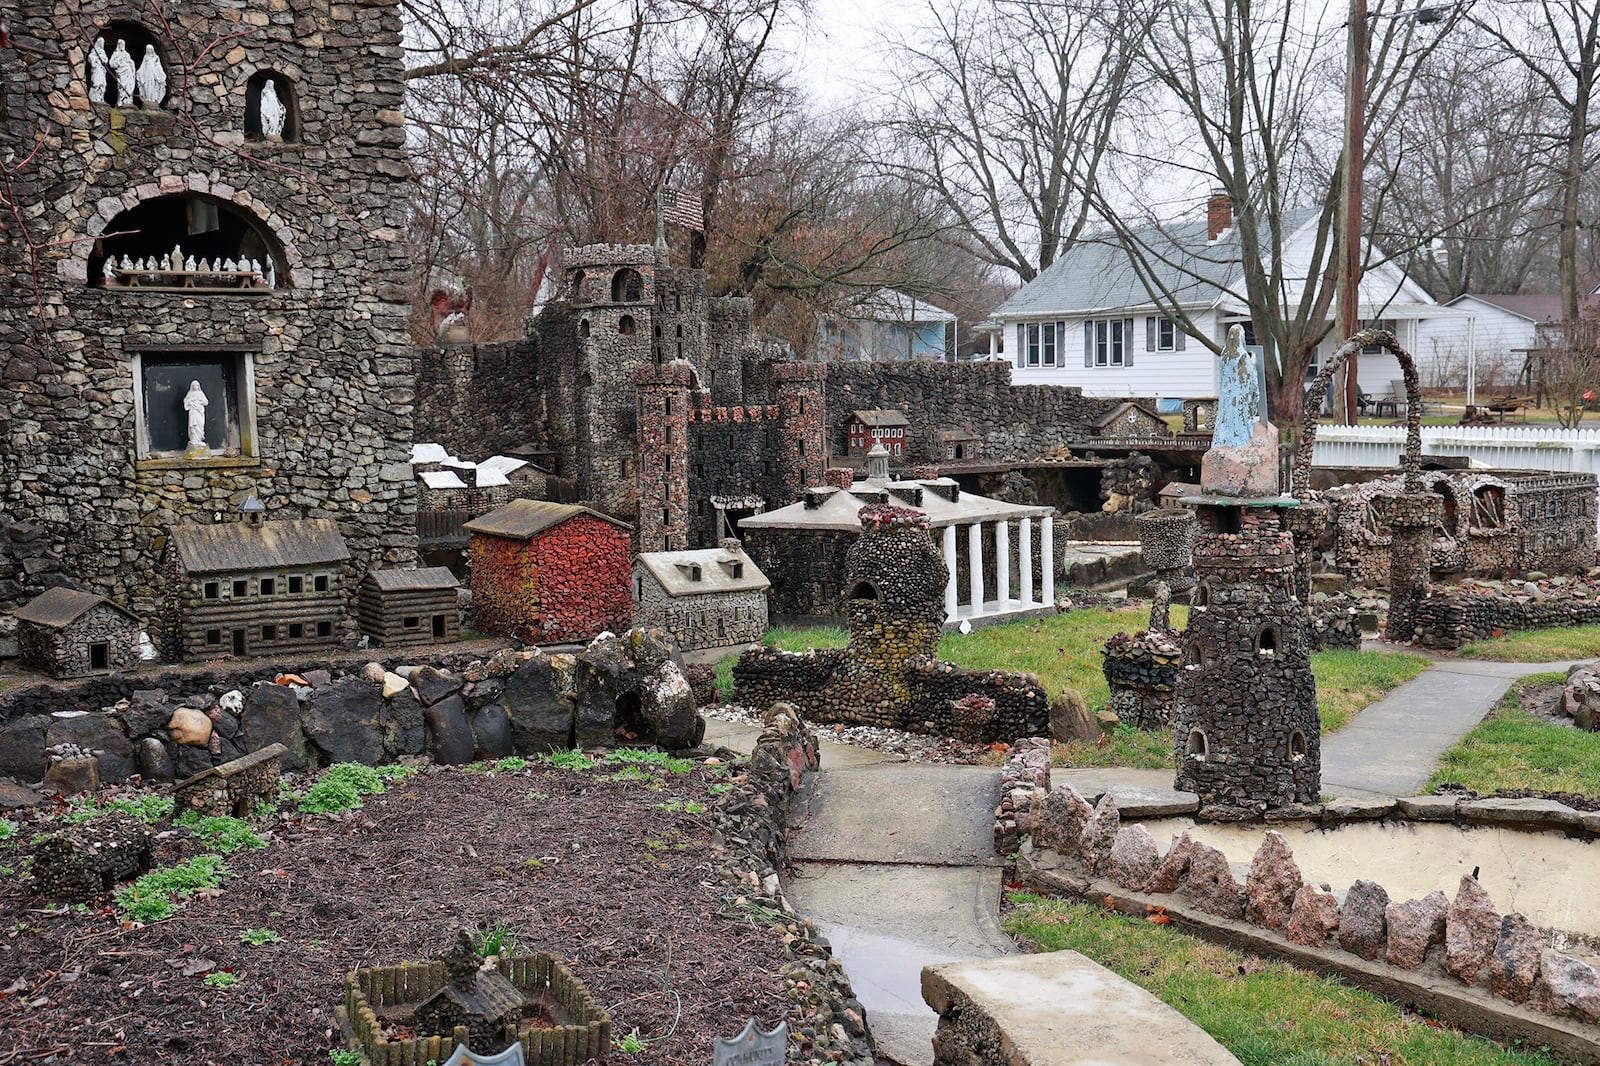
[1170,327,1321,815]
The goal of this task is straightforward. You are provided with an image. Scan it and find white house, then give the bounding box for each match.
[816,288,956,362]
[984,194,1466,402]
[1414,294,1563,397]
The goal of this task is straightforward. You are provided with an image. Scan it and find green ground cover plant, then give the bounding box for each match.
[604,749,693,773]
[62,794,175,826]
[1457,625,1600,663]
[1426,673,1600,798]
[0,818,16,843]
[1005,894,1558,1066]
[175,812,266,853]
[240,928,282,945]
[115,855,230,923]
[203,972,239,988]
[543,750,594,770]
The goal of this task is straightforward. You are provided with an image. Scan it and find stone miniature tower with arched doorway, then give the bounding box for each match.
[1171,327,1320,814]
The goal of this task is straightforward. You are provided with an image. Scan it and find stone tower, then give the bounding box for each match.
[841,505,946,676]
[565,245,656,519]
[0,0,415,628]
[634,363,695,552]
[771,361,827,505]
[1172,327,1320,813]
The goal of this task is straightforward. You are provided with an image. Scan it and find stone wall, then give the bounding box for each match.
[413,341,541,459]
[632,580,767,653]
[0,0,418,621]
[1414,579,1600,650]
[742,528,858,619]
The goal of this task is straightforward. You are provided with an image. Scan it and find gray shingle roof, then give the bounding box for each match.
[362,567,461,592]
[995,208,1321,319]
[171,519,351,574]
[15,587,140,628]
[463,499,632,539]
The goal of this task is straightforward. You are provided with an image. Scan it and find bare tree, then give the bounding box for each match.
[1534,311,1600,426]
[873,0,1143,282]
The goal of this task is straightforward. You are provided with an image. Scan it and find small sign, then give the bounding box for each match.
[713,1019,788,1066]
[441,1042,527,1066]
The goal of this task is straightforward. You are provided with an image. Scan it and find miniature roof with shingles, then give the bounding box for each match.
[1089,401,1171,431]
[463,499,633,540]
[170,519,351,574]
[635,549,771,596]
[15,587,140,628]
[851,409,910,428]
[363,567,461,592]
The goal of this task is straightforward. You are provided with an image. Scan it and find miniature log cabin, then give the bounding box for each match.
[15,587,142,677]
[358,567,461,647]
[163,502,351,661]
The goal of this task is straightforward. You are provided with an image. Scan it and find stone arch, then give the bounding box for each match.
[1289,730,1308,760]
[611,267,643,302]
[244,70,300,142]
[68,177,307,288]
[848,579,880,602]
[618,314,636,336]
[1294,328,1424,499]
[1256,624,1279,656]
[91,21,170,108]
[1185,728,1209,760]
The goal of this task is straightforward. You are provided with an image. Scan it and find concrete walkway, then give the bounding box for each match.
[1319,657,1582,797]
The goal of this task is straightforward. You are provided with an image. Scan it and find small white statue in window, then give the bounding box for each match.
[259,79,287,139]
[108,41,137,107]
[103,259,118,285]
[183,380,210,457]
[135,45,166,109]
[89,39,109,104]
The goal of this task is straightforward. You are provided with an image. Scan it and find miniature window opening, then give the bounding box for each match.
[1290,730,1307,760]
[1192,580,1210,608]
[848,580,879,602]
[1213,506,1243,534]
[663,395,674,416]
[1433,480,1459,536]
[136,350,254,459]
[579,318,591,338]
[316,620,332,637]
[731,561,744,579]
[262,624,277,642]
[1471,486,1506,530]
[404,615,420,629]
[243,71,299,142]
[204,581,220,600]
[432,615,447,639]
[89,643,109,671]
[289,622,304,639]
[288,575,303,594]
[93,193,285,292]
[89,23,169,109]
[611,268,643,302]
[1186,729,1208,760]
[260,577,275,596]
[232,579,248,597]
[619,314,636,336]
[313,575,329,592]
[1256,625,1278,656]
[206,629,222,645]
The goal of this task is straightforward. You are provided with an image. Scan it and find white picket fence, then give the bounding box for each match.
[1311,424,1600,532]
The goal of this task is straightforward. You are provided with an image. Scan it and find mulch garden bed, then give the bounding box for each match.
[0,762,792,1065]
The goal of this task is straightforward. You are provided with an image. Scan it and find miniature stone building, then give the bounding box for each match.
[938,427,981,462]
[358,568,461,647]
[464,500,632,643]
[173,742,287,818]
[15,587,142,677]
[1172,328,1320,814]
[412,932,524,1053]
[1102,586,1183,730]
[0,0,418,619]
[846,409,910,457]
[632,542,769,652]
[733,505,1051,741]
[1088,401,1173,442]
[163,510,351,661]
[31,814,152,899]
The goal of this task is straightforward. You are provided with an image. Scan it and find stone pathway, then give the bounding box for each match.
[703,652,1587,1064]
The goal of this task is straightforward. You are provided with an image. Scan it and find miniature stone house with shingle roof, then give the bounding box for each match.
[15,587,142,678]
[632,542,770,652]
[162,504,351,661]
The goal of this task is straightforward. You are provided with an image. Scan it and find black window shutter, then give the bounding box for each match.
[1176,324,1187,351]
[1146,316,1156,351]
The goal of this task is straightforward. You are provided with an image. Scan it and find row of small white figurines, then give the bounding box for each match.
[86,37,289,138]
[105,244,275,287]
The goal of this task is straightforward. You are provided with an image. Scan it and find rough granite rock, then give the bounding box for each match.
[302,677,385,766]
[469,705,513,759]
[1385,891,1449,970]
[1037,783,1094,856]
[1183,843,1245,919]
[1079,793,1120,875]
[240,682,307,769]
[1489,913,1542,1003]
[1536,951,1600,1023]
[411,665,464,707]
[1445,875,1502,985]
[383,690,427,758]
[1338,880,1390,961]
[1244,830,1303,932]
[424,694,475,766]
[1106,824,1160,892]
[1148,832,1195,894]
[1285,884,1341,947]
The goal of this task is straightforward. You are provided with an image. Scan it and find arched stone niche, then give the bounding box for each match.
[89,22,169,109]
[244,71,300,142]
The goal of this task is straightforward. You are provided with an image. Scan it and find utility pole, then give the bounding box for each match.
[1338,0,1368,425]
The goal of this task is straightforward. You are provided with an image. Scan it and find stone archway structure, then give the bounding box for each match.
[60,175,308,287]
[1291,328,1438,641]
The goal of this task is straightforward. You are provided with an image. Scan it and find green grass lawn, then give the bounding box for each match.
[1425,672,1600,798]
[716,611,1427,769]
[1456,625,1600,663]
[1005,894,1560,1066]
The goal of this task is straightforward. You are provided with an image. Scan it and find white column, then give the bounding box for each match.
[1040,515,1055,606]
[967,522,985,615]
[996,520,1011,611]
[942,524,959,621]
[1019,518,1034,608]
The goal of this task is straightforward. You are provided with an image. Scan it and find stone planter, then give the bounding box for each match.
[1135,508,1195,572]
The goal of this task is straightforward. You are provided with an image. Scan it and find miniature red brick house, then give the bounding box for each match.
[846,410,910,458]
[464,500,633,643]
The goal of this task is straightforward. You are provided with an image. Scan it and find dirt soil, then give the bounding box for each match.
[0,763,793,1065]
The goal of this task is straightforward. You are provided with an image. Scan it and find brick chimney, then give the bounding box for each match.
[1206,188,1233,241]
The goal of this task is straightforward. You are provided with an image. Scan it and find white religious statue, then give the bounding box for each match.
[223,257,237,272]
[108,41,137,107]
[120,255,133,271]
[185,255,196,271]
[183,381,210,457]
[135,45,166,108]
[259,79,286,139]
[88,39,109,104]
[103,259,117,285]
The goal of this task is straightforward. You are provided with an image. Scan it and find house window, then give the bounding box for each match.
[1157,317,1176,351]
[313,575,329,592]
[262,624,277,642]
[316,620,332,637]
[89,643,109,671]
[259,577,275,596]
[206,629,221,645]
[134,350,256,459]
[232,579,248,597]
[288,575,303,594]
[204,581,220,600]
[288,623,304,639]
[1041,322,1056,366]
[404,616,420,629]
[1090,319,1132,367]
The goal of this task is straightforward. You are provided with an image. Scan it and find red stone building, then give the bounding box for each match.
[463,501,633,643]
[846,410,909,458]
